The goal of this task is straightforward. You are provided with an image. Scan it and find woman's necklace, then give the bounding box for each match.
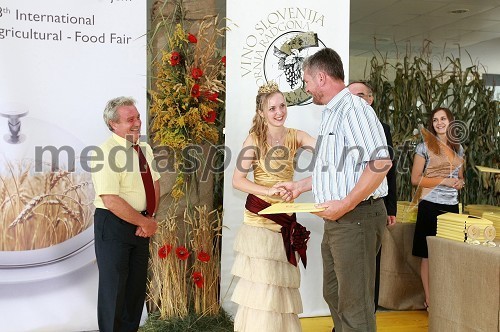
[268,129,286,146]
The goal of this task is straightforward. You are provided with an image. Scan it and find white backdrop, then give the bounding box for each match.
[222,0,350,318]
[0,1,146,331]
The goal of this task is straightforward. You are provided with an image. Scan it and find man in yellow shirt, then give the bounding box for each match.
[91,96,160,332]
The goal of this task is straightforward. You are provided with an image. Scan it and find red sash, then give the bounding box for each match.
[245,194,310,268]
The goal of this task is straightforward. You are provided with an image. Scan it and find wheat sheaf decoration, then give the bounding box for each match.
[149,15,226,200]
[147,204,223,319]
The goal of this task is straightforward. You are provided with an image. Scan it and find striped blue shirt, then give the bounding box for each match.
[312,88,389,203]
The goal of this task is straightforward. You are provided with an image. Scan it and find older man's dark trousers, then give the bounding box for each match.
[94,208,150,332]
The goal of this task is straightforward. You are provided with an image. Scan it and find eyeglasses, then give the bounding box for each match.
[356,92,373,98]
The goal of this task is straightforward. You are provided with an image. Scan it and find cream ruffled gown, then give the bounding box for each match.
[231,128,303,332]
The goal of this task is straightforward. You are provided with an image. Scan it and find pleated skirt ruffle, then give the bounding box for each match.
[231,223,302,332]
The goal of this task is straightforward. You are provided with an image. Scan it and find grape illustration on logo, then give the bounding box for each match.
[264,31,325,106]
[275,47,303,90]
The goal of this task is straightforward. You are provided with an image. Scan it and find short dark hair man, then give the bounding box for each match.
[276,48,392,331]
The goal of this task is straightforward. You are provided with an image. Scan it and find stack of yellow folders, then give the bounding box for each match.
[436,213,492,242]
[396,201,417,223]
[465,204,500,217]
[482,212,500,241]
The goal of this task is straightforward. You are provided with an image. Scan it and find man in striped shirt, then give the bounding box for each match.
[276,48,392,332]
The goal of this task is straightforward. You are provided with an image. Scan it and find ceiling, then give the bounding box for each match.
[350,0,500,59]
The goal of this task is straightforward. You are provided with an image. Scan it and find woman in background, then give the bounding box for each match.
[411,107,465,310]
[231,81,316,332]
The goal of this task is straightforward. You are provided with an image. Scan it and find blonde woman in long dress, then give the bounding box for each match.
[231,82,316,332]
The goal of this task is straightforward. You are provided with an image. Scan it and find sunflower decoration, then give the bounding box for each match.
[150,19,226,198]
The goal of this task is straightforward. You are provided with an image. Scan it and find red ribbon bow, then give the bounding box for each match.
[245,194,310,268]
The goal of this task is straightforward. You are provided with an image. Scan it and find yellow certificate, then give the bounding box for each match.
[258,202,326,214]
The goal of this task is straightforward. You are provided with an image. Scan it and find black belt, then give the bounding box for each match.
[357,196,382,207]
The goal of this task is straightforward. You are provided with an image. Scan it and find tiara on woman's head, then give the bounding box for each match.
[258,81,280,94]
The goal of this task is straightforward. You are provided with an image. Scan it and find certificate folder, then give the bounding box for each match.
[258,203,326,214]
[476,165,500,174]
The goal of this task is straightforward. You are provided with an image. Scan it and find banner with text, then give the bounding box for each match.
[0,0,146,331]
[222,0,350,317]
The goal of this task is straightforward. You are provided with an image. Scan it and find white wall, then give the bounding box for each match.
[349,40,500,81]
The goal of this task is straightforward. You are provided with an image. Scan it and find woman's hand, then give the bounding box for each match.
[273,181,300,202]
[267,187,285,197]
[453,178,465,190]
[442,178,465,189]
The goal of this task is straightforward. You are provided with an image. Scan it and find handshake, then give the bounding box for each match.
[266,178,352,221]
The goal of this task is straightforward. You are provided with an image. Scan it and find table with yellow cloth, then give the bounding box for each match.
[379,222,426,310]
[428,236,500,332]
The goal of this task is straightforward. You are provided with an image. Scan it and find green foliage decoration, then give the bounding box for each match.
[139,310,234,332]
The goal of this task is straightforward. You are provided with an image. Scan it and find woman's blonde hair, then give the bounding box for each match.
[249,81,284,157]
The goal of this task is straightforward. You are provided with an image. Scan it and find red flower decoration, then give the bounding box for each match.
[170,51,181,66]
[191,84,201,98]
[205,91,219,102]
[203,110,216,124]
[191,67,203,80]
[192,271,204,288]
[221,56,226,66]
[197,250,211,263]
[175,246,190,260]
[188,33,197,43]
[158,244,172,259]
